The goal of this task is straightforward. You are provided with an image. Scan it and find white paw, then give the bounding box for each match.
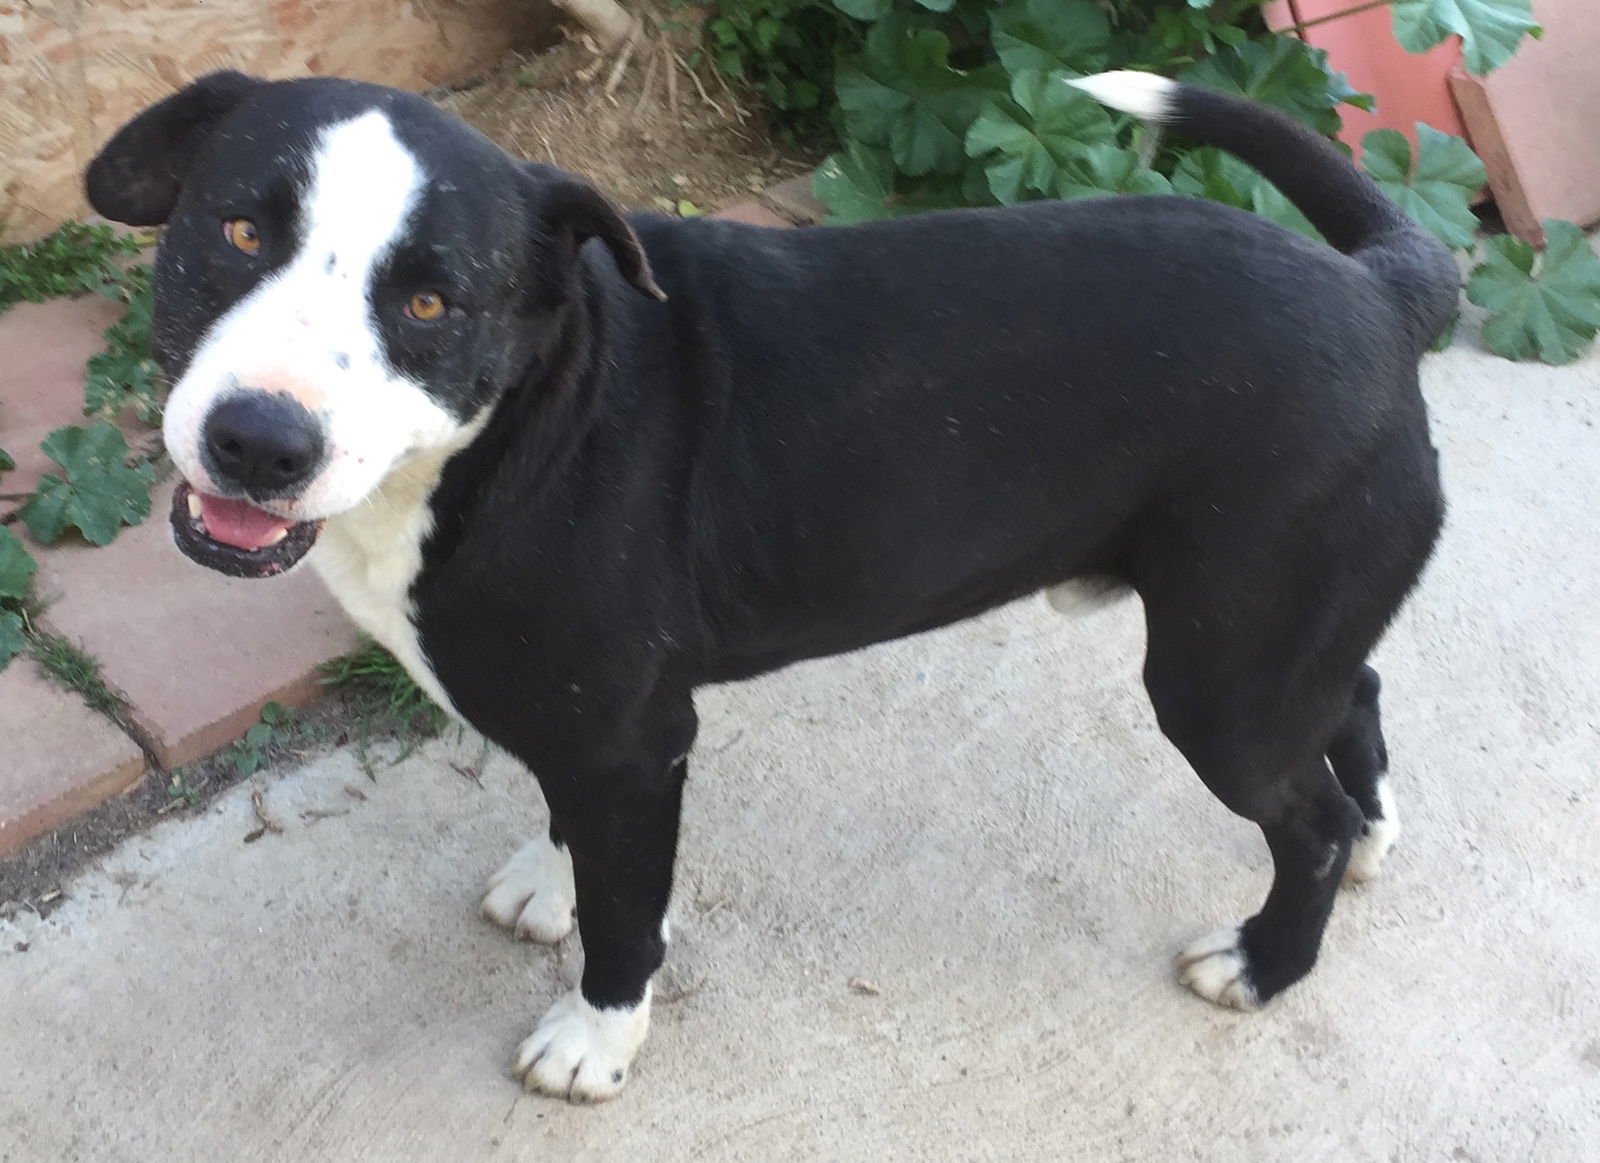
[1177,926,1260,1011]
[1344,777,1400,886]
[481,835,576,944]
[513,986,652,1102]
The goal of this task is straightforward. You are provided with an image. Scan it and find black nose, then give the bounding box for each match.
[202,392,325,496]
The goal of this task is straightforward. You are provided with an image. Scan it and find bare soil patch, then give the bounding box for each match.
[434,35,821,214]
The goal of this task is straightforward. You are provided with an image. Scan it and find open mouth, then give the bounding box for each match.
[170,480,323,579]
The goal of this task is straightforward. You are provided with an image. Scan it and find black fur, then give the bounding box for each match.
[89,74,1450,1040]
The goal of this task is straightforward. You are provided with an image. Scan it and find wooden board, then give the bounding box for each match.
[0,0,547,243]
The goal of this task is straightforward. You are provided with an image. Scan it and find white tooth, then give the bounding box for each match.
[269,528,289,545]
[187,492,203,519]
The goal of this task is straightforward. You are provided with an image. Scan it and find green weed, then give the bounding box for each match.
[0,222,138,314]
[321,636,449,739]
[29,632,125,724]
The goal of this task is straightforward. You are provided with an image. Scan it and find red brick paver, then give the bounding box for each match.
[0,297,136,519]
[29,481,359,770]
[759,175,826,226]
[0,657,145,857]
[709,201,793,228]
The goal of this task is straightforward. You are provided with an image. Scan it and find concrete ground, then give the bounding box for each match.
[2,341,1597,1162]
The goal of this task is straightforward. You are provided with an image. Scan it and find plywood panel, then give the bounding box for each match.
[0,0,548,243]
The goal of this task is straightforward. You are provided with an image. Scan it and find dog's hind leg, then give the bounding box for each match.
[1147,647,1364,1010]
[1137,550,1398,1009]
[1327,665,1400,885]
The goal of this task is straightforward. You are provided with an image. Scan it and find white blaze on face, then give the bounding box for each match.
[161,108,467,521]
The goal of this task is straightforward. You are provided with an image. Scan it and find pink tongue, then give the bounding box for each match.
[197,493,296,551]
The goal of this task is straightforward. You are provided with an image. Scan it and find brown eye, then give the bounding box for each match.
[405,291,446,321]
[224,218,260,254]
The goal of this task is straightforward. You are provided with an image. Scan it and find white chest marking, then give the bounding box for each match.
[310,422,485,719]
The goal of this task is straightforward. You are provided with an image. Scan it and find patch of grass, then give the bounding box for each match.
[0,222,139,314]
[28,632,125,724]
[320,635,449,747]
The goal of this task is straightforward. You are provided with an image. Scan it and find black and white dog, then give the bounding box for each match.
[86,69,1454,1102]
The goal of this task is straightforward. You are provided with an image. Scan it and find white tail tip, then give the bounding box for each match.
[1065,71,1176,123]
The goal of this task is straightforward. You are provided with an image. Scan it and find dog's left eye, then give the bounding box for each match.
[405,291,447,322]
[223,218,261,255]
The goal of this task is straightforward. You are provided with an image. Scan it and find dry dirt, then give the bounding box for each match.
[434,35,821,215]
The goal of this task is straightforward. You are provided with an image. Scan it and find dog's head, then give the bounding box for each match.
[86,71,663,578]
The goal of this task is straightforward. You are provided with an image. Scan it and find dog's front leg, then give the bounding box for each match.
[510,705,694,1103]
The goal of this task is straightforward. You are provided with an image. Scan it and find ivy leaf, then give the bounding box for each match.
[837,15,1007,177]
[964,102,1055,204]
[1172,148,1322,240]
[830,0,892,19]
[989,0,1110,88]
[1178,36,1369,135]
[814,142,900,224]
[1056,143,1174,201]
[17,422,156,546]
[1362,126,1485,250]
[0,526,36,601]
[1391,0,1540,76]
[0,610,26,670]
[0,446,13,474]
[964,73,1115,204]
[1466,220,1600,364]
[911,0,957,11]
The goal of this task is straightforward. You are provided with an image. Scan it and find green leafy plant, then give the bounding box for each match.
[1389,0,1539,76]
[697,0,1589,362]
[0,222,139,314]
[0,223,163,674]
[1176,33,1370,134]
[167,770,202,807]
[1361,124,1487,250]
[1170,146,1318,238]
[694,0,857,141]
[85,264,162,424]
[1467,220,1600,365]
[233,701,301,777]
[965,72,1172,204]
[0,527,37,668]
[18,422,156,547]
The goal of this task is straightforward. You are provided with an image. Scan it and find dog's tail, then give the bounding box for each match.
[1068,70,1458,355]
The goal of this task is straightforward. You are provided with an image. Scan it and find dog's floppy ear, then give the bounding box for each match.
[523,164,666,302]
[85,70,266,226]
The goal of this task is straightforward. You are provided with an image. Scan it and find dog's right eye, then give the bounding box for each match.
[405,290,447,322]
[223,218,261,255]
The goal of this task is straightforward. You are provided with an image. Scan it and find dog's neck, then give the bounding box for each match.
[310,419,489,718]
